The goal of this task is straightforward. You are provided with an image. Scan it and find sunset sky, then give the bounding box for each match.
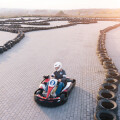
[0,0,120,9]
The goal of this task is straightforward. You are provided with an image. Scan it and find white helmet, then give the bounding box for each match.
[54,62,62,71]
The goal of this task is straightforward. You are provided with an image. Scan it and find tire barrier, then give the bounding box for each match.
[24,22,50,25]
[0,17,101,34]
[0,17,79,54]
[95,23,120,119]
[96,99,118,114]
[0,31,25,54]
[97,89,117,101]
[16,23,78,32]
[1,18,41,23]
[68,18,98,24]
[0,46,4,53]
[94,110,118,120]
[0,17,99,54]
[8,24,22,28]
[104,78,119,86]
[99,83,118,93]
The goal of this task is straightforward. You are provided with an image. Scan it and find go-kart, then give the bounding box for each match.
[34,75,76,106]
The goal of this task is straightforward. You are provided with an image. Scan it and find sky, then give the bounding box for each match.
[0,0,120,10]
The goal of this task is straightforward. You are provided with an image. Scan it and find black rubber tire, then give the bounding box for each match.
[99,83,118,93]
[98,53,107,56]
[105,69,118,74]
[72,79,76,86]
[3,45,8,51]
[5,43,11,49]
[103,61,114,65]
[9,41,14,47]
[103,64,116,69]
[96,99,118,114]
[35,89,43,95]
[105,68,118,72]
[104,78,119,86]
[0,46,4,53]
[12,40,17,44]
[105,73,119,78]
[96,50,107,55]
[94,110,118,120]
[99,57,111,61]
[60,93,68,102]
[105,74,120,81]
[105,71,118,77]
[97,89,116,101]
[99,54,108,58]
[100,58,112,65]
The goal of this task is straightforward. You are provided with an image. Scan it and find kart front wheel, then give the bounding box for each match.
[35,89,43,95]
[60,94,68,102]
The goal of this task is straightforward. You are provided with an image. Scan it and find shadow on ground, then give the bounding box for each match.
[34,86,96,120]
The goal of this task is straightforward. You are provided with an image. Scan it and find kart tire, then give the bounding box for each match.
[97,89,116,101]
[99,83,117,93]
[105,71,118,77]
[35,89,43,95]
[5,43,11,49]
[105,68,118,73]
[72,79,76,86]
[104,78,119,86]
[3,45,8,51]
[103,61,114,65]
[96,99,118,114]
[105,69,118,74]
[0,46,4,53]
[94,110,118,120]
[105,74,120,81]
[9,41,14,47]
[60,94,68,102]
[103,64,116,69]
[100,58,112,65]
[98,54,108,58]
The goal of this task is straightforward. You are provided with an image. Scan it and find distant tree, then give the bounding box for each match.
[56,11,67,16]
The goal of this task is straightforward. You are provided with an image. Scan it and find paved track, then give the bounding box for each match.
[0,21,119,120]
[0,31,17,46]
[106,28,120,119]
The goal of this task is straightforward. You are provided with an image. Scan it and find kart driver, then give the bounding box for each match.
[45,62,67,97]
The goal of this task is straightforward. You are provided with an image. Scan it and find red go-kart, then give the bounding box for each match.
[34,76,76,106]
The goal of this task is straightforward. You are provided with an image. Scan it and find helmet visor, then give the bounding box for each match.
[55,66,59,71]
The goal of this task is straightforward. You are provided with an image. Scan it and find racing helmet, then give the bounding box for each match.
[54,62,62,71]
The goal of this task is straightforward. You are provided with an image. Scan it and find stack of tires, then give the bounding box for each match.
[95,23,120,120]
[0,27,18,33]
[25,21,50,25]
[0,31,25,54]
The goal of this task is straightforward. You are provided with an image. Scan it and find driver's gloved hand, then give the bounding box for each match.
[43,75,49,79]
[51,74,55,77]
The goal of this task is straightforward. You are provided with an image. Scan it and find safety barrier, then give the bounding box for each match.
[95,23,120,120]
[0,31,25,54]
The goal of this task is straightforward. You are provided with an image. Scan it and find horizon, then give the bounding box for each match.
[1,8,120,11]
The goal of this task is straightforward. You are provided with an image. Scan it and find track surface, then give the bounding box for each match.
[0,21,119,120]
